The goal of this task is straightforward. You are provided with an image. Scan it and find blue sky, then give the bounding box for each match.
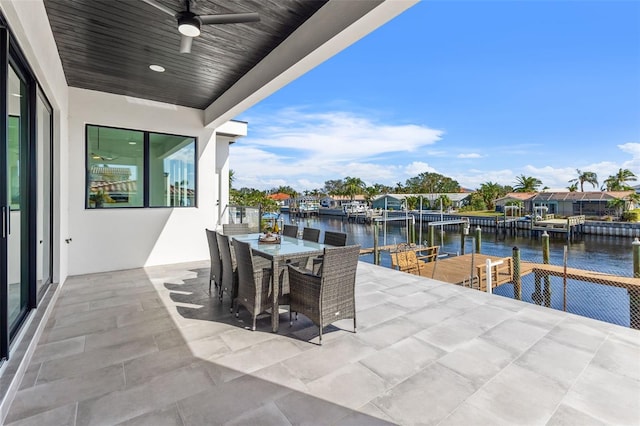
[231,0,640,192]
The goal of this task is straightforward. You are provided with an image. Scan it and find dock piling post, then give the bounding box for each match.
[633,238,640,278]
[475,226,482,254]
[373,222,379,265]
[533,272,542,305]
[542,231,551,307]
[410,215,416,245]
[512,246,521,300]
[630,238,640,329]
[460,224,466,255]
[428,225,435,248]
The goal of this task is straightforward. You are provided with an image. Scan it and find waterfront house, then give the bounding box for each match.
[494,192,537,213]
[529,191,636,217]
[266,192,292,208]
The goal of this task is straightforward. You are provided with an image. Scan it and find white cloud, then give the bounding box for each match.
[451,169,515,189]
[230,108,639,192]
[230,109,444,190]
[404,161,438,176]
[245,109,443,161]
[618,142,640,157]
[618,142,640,174]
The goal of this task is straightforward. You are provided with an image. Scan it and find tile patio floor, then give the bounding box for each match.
[3,261,640,425]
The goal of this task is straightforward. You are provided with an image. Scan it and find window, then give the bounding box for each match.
[86,125,196,208]
[149,133,196,207]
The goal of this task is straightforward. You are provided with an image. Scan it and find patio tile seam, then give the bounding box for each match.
[434,360,571,426]
[31,363,43,389]
[427,321,559,421]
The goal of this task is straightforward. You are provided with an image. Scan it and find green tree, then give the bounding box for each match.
[342,176,366,201]
[404,172,461,194]
[404,195,420,210]
[513,175,542,192]
[478,181,505,210]
[607,198,625,217]
[229,169,235,190]
[323,179,344,196]
[269,185,299,198]
[230,187,278,212]
[569,169,598,192]
[434,194,452,210]
[603,168,637,191]
[464,192,487,211]
[567,182,578,192]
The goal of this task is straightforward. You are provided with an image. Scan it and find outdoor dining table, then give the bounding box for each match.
[231,233,329,332]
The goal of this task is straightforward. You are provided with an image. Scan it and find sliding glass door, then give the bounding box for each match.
[6,64,28,332]
[36,89,52,299]
[0,21,53,360]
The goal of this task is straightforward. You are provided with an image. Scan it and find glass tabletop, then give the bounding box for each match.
[232,233,326,258]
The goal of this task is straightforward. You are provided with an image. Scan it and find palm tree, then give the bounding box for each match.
[478,181,503,210]
[607,198,625,218]
[603,168,637,191]
[567,182,578,192]
[364,185,381,206]
[229,169,235,190]
[513,175,542,193]
[569,169,598,192]
[342,176,366,202]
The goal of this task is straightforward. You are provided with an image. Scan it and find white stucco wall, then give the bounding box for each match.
[0,0,70,283]
[0,1,244,279]
[66,88,236,275]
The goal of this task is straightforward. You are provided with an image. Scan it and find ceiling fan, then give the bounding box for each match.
[141,0,260,54]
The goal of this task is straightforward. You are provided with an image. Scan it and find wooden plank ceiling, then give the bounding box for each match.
[43,0,328,109]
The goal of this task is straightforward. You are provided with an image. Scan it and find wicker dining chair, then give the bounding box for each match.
[311,231,348,273]
[216,232,238,310]
[323,231,347,246]
[222,223,250,235]
[282,224,298,238]
[232,239,274,331]
[302,227,320,242]
[288,244,360,345]
[205,229,222,292]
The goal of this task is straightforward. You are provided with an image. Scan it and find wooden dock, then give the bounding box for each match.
[359,244,400,255]
[520,262,640,290]
[531,215,585,236]
[404,253,515,292]
[363,247,640,291]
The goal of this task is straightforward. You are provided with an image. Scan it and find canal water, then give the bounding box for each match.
[287,215,636,328]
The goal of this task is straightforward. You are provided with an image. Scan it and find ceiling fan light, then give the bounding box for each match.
[178,13,201,37]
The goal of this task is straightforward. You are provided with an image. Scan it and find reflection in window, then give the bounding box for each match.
[87,126,144,208]
[8,115,20,210]
[86,125,196,208]
[149,134,196,207]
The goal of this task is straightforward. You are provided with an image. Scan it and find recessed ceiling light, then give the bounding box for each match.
[149,64,165,72]
[129,142,137,145]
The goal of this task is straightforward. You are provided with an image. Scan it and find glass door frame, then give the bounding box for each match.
[35,87,53,303]
[0,18,52,360]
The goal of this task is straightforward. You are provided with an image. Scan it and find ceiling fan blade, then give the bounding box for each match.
[199,13,260,25]
[140,0,175,17]
[179,35,193,53]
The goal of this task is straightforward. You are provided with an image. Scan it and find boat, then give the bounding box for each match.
[342,201,367,214]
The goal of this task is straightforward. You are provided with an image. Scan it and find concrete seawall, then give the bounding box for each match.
[313,209,640,237]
